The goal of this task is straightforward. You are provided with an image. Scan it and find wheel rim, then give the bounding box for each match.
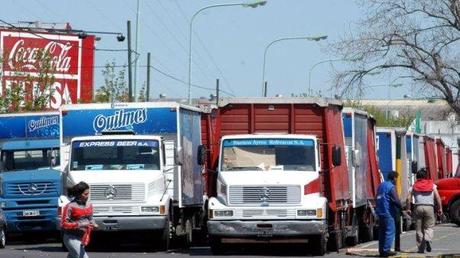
[0,229,5,246]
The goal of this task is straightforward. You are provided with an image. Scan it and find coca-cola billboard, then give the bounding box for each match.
[0,29,95,109]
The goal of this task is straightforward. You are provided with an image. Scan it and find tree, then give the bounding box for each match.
[332,0,460,115]
[94,61,129,103]
[0,49,56,112]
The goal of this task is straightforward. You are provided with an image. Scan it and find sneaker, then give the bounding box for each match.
[426,241,432,252]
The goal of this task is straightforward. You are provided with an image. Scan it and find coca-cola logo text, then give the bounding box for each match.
[7,39,74,73]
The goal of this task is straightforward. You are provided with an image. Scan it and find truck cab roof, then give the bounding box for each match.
[221,134,317,140]
[71,135,163,142]
[0,139,59,151]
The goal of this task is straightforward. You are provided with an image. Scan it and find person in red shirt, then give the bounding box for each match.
[61,182,98,258]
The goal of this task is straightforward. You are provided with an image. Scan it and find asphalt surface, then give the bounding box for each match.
[2,224,459,257]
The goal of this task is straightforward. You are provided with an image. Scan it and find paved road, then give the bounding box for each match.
[2,224,460,257]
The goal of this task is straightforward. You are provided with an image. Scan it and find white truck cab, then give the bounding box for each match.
[207,134,328,250]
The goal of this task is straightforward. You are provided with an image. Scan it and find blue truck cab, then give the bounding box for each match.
[0,112,61,233]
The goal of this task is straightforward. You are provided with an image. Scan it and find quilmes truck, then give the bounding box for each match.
[59,102,205,249]
[200,97,356,255]
[0,112,61,234]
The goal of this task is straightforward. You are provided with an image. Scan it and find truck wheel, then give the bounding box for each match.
[449,199,460,226]
[310,234,327,256]
[209,236,224,255]
[159,220,171,251]
[0,227,5,248]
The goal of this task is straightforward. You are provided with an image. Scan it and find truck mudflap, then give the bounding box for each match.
[207,220,327,238]
[94,216,167,231]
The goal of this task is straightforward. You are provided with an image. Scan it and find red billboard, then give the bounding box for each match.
[0,29,95,109]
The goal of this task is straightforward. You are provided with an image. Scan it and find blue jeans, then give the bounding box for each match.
[378,214,395,254]
[63,233,88,258]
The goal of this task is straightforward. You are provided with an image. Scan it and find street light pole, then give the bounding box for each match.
[261,35,327,97]
[307,58,352,96]
[188,0,267,105]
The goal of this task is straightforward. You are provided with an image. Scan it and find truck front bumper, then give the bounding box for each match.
[94,215,167,231]
[207,220,327,238]
[3,209,59,233]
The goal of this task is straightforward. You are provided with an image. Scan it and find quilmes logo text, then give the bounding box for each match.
[28,116,59,132]
[93,109,147,133]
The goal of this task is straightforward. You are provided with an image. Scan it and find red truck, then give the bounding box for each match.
[200,97,378,255]
[436,165,460,226]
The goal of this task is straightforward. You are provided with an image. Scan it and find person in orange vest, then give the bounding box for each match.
[61,182,98,258]
[406,168,443,253]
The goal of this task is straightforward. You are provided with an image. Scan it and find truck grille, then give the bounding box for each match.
[229,186,301,205]
[7,182,58,196]
[90,184,144,201]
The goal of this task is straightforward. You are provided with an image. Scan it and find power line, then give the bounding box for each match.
[74,64,235,96]
[172,0,236,96]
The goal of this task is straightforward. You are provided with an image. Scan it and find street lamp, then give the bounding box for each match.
[188,0,267,104]
[261,35,327,97]
[307,58,361,96]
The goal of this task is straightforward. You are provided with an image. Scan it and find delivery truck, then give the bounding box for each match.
[0,112,61,235]
[200,97,360,255]
[59,102,205,249]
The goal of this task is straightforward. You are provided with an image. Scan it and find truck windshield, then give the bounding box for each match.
[221,139,316,171]
[1,148,60,172]
[70,140,160,171]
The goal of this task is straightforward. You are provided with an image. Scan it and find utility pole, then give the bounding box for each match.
[146,52,151,102]
[127,20,133,102]
[216,78,220,106]
[134,0,141,101]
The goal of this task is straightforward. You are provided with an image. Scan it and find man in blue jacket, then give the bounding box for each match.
[376,171,403,257]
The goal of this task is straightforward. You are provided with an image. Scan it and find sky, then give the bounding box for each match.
[1,0,414,101]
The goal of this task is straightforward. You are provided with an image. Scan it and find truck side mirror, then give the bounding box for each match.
[332,145,342,167]
[175,148,183,166]
[352,149,361,167]
[197,145,207,165]
[411,161,418,174]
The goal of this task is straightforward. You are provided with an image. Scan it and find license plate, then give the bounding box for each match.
[23,210,40,217]
[256,229,273,238]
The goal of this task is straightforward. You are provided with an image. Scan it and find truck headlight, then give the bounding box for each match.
[297,210,316,216]
[214,210,233,217]
[141,206,159,213]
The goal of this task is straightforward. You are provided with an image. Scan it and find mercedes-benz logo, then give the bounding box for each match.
[28,183,39,193]
[104,185,117,200]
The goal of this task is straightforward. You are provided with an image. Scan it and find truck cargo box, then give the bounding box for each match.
[342,108,380,208]
[423,136,438,181]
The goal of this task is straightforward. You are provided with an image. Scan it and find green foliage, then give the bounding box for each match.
[344,100,414,128]
[95,61,129,103]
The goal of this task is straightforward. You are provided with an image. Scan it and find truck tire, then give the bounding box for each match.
[310,234,327,256]
[449,199,460,226]
[209,236,224,255]
[0,227,5,248]
[159,220,171,251]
